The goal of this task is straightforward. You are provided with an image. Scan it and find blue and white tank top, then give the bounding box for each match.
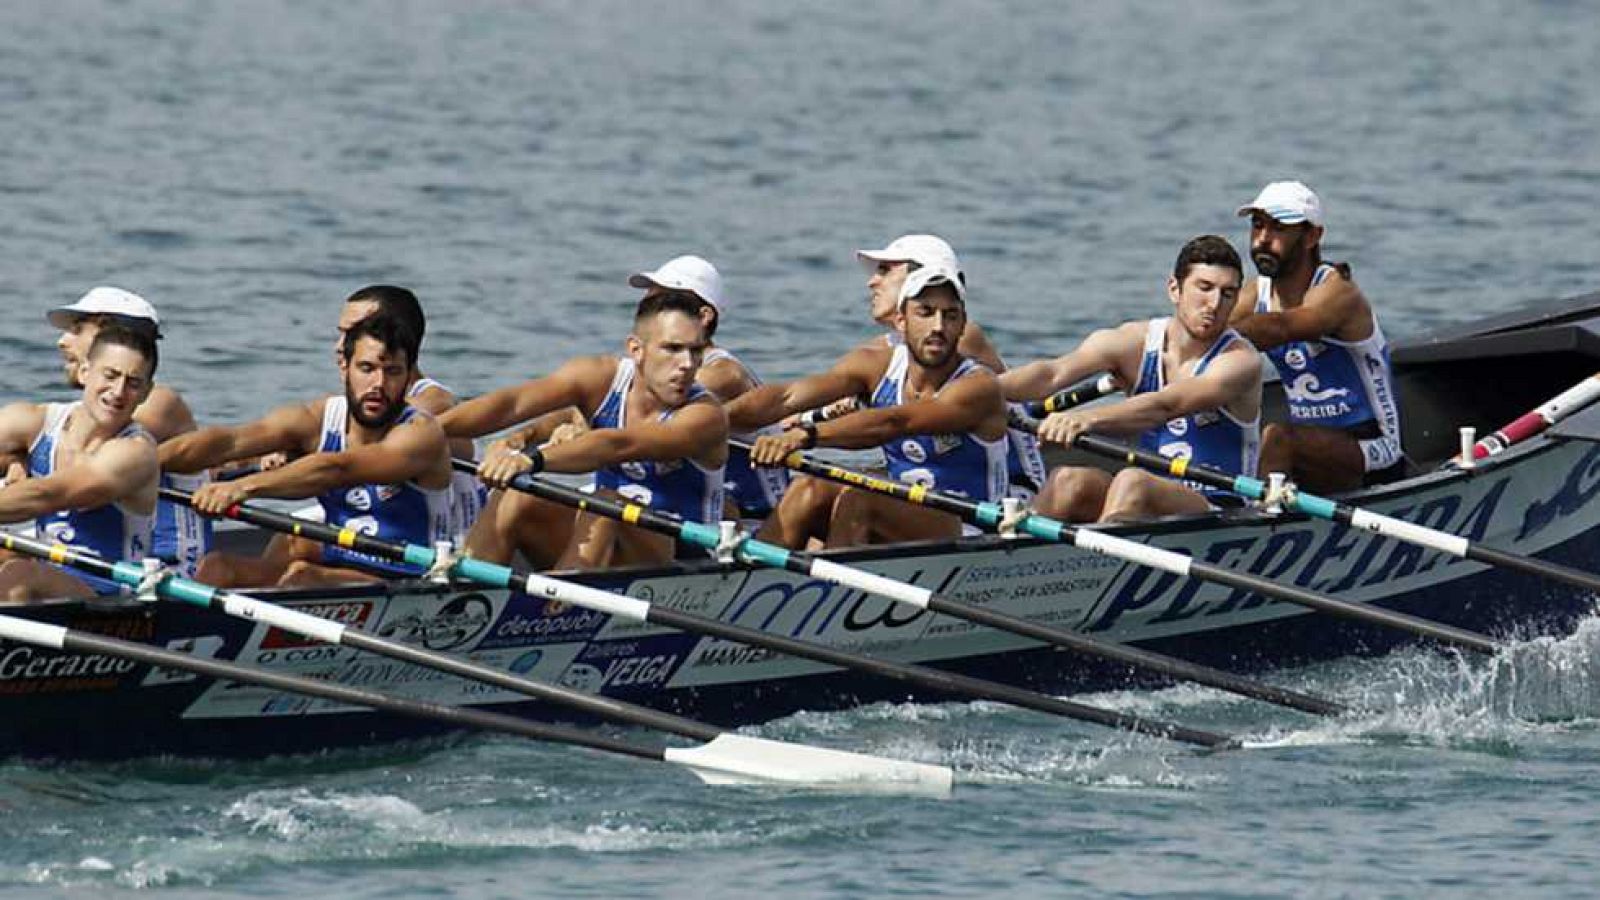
[1132,318,1261,493]
[408,376,486,541]
[702,347,790,518]
[153,470,212,577]
[590,358,725,524]
[869,343,1008,503]
[1254,265,1401,443]
[882,332,1044,496]
[28,402,155,593]
[315,397,455,576]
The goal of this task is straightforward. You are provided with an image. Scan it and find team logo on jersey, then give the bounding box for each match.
[1284,348,1308,370]
[345,487,373,511]
[1165,416,1189,437]
[376,484,401,502]
[932,434,962,456]
[1158,441,1194,461]
[42,520,76,544]
[620,461,650,481]
[901,440,928,463]
[899,467,936,488]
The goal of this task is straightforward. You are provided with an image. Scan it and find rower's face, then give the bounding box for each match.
[899,287,966,368]
[629,310,707,407]
[342,335,413,429]
[335,300,380,369]
[1169,264,1242,341]
[1248,213,1319,278]
[57,317,101,388]
[867,261,911,324]
[79,344,153,428]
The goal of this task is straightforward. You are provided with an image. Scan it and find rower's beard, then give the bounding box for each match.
[346,385,405,430]
[908,339,955,369]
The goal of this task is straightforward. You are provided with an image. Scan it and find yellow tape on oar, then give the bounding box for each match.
[49,544,70,565]
[908,484,927,503]
[1170,458,1189,478]
[337,529,358,548]
[622,504,643,525]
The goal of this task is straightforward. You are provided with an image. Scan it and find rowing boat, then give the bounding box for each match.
[4,290,1600,760]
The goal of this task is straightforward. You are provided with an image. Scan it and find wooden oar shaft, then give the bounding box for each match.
[500,462,1343,716]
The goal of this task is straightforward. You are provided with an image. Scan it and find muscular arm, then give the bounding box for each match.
[1000,325,1137,402]
[958,321,1006,372]
[437,356,610,440]
[0,434,157,524]
[1050,347,1262,440]
[814,369,1006,450]
[696,355,755,403]
[725,347,884,430]
[217,415,449,502]
[159,401,323,474]
[1232,275,1371,350]
[541,400,730,472]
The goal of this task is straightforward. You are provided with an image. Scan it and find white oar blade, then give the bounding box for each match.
[663,734,953,797]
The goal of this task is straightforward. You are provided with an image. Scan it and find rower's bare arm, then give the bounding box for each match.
[1233,278,1368,349]
[159,402,322,474]
[1075,348,1261,437]
[438,357,607,440]
[0,435,156,524]
[134,385,199,442]
[220,416,449,503]
[727,348,880,430]
[816,371,1005,451]
[1000,326,1131,401]
[0,403,46,458]
[543,402,730,473]
[958,321,1007,372]
[696,356,755,403]
[405,381,457,417]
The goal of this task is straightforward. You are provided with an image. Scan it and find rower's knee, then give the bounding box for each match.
[1100,469,1162,522]
[1034,467,1108,523]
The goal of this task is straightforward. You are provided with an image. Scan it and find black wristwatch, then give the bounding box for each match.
[798,421,819,450]
[517,447,546,473]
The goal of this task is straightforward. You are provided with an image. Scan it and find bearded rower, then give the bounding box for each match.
[731,259,1009,549]
[0,324,160,600]
[1229,181,1404,493]
[159,312,456,588]
[1001,235,1261,523]
[439,291,729,570]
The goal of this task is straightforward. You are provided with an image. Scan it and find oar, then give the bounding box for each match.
[165,490,1236,750]
[1021,373,1119,418]
[0,530,952,794]
[468,459,1343,717]
[765,445,1500,656]
[1473,373,1600,459]
[1061,430,1600,604]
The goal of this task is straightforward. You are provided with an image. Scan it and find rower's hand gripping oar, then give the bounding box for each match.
[1060,429,1600,606]
[0,532,951,790]
[172,486,1236,750]
[471,458,1344,717]
[763,440,1500,657]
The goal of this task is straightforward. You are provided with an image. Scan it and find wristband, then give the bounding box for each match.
[517,447,546,474]
[798,421,819,450]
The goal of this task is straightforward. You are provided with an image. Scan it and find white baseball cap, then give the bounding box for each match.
[628,255,727,314]
[899,260,968,305]
[1236,181,1325,227]
[857,234,962,274]
[48,286,162,335]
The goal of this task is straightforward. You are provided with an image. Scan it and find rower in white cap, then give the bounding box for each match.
[1228,180,1404,492]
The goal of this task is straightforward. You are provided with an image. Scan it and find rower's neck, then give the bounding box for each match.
[1268,262,1318,309]
[63,404,129,453]
[1163,319,1217,365]
[627,373,675,420]
[905,355,963,397]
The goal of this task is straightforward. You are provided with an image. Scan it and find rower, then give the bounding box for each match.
[731,259,1009,549]
[42,288,211,576]
[856,235,1047,500]
[159,312,456,588]
[439,291,729,570]
[1001,235,1261,523]
[630,256,789,524]
[0,324,160,600]
[1228,181,1404,492]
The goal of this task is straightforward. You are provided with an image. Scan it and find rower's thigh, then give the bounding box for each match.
[0,559,96,603]
[1101,469,1214,522]
[836,487,961,545]
[1034,466,1114,522]
[1270,423,1364,493]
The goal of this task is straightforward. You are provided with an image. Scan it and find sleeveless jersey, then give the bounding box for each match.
[1254,265,1402,446]
[881,332,1044,496]
[408,376,486,540]
[1131,318,1261,494]
[28,402,155,595]
[702,347,789,518]
[315,397,455,576]
[869,343,1008,502]
[153,470,212,577]
[590,358,725,524]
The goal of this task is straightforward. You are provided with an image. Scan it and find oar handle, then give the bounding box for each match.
[1021,373,1119,418]
[729,439,987,521]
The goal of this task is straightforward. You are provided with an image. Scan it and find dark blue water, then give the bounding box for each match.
[4,0,1600,894]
